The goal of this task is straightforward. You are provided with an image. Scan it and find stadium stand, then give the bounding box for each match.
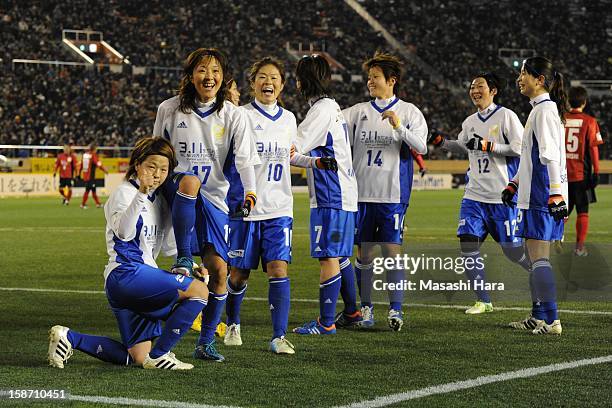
[0,0,609,160]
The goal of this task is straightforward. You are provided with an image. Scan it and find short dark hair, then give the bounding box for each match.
[568,86,588,109]
[248,56,287,106]
[179,48,229,115]
[473,72,507,103]
[125,137,177,180]
[295,54,331,100]
[363,52,403,95]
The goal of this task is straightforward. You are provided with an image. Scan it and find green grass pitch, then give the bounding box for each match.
[0,189,610,407]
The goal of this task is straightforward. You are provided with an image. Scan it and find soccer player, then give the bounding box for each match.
[53,143,78,205]
[226,78,241,106]
[291,54,358,335]
[224,57,296,354]
[502,56,568,335]
[79,143,108,209]
[564,86,604,256]
[340,52,427,331]
[429,72,531,314]
[48,137,209,370]
[153,48,259,362]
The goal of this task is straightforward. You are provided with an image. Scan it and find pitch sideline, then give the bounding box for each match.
[1,286,611,315]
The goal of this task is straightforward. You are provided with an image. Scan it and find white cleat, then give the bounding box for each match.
[532,319,562,335]
[357,305,375,328]
[224,323,242,346]
[48,325,73,368]
[142,352,193,370]
[574,247,588,257]
[465,301,493,314]
[508,315,540,330]
[269,336,295,355]
[387,309,404,332]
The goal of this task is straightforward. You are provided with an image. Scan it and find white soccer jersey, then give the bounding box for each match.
[457,103,524,204]
[235,100,296,220]
[153,96,260,213]
[516,93,568,210]
[294,97,357,211]
[343,97,428,204]
[103,180,175,280]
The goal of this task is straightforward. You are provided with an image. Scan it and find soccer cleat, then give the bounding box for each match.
[142,351,194,370]
[96,204,102,208]
[508,315,540,330]
[48,325,73,368]
[193,340,225,362]
[190,312,202,332]
[357,305,375,327]
[574,247,588,257]
[387,309,404,332]
[465,301,494,314]
[171,256,194,276]
[532,319,562,335]
[215,321,227,338]
[269,337,296,355]
[334,310,363,328]
[292,319,336,335]
[80,205,88,209]
[224,323,242,346]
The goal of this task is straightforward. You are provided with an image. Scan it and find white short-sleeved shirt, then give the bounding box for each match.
[233,100,296,220]
[343,97,428,204]
[153,96,260,213]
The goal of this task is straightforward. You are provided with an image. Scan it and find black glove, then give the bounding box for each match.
[501,181,518,207]
[419,168,427,178]
[232,192,257,218]
[465,134,494,152]
[548,195,568,221]
[589,173,599,189]
[428,129,446,147]
[315,157,338,171]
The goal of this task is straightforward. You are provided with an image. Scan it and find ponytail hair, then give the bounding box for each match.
[522,56,569,122]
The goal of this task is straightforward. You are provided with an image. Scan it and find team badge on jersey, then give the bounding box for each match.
[488,124,499,138]
[212,124,225,142]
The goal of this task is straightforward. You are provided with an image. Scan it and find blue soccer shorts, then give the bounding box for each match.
[105,263,193,348]
[354,202,408,245]
[457,198,522,244]
[310,208,355,258]
[516,208,564,241]
[228,217,293,270]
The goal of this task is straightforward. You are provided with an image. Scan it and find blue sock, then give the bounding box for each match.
[173,191,197,259]
[387,269,405,311]
[226,278,247,326]
[67,330,132,365]
[269,277,290,339]
[355,259,373,307]
[339,257,358,314]
[531,258,557,324]
[529,271,545,320]
[462,250,491,303]
[319,273,341,327]
[502,244,531,272]
[150,297,207,359]
[198,292,227,345]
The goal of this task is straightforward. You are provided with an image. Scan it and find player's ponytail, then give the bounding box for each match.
[522,56,568,123]
[549,71,569,123]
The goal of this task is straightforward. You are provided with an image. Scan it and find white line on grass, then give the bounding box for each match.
[70,395,240,408]
[334,354,612,408]
[1,287,611,315]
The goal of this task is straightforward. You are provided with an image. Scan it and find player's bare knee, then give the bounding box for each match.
[230,267,250,286]
[179,174,200,196]
[266,261,287,279]
[188,278,209,300]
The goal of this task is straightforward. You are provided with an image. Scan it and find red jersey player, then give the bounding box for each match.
[564,86,604,256]
[53,143,79,205]
[78,143,108,209]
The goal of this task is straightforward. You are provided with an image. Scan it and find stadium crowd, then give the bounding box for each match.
[0,0,609,158]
